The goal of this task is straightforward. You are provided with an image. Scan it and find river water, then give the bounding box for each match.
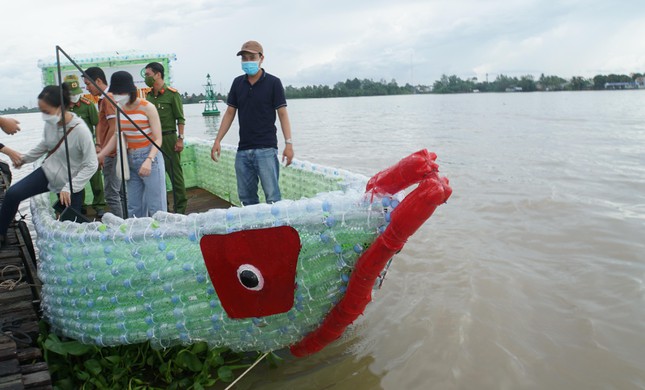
[4,91,645,389]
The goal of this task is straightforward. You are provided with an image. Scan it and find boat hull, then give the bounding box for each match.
[32,142,449,354]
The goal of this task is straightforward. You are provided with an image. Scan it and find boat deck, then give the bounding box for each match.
[83,187,233,220]
[169,187,233,214]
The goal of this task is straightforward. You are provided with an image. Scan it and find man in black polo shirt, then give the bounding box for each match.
[210,40,294,206]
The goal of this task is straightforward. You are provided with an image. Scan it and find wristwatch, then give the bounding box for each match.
[178,134,184,140]
[285,138,293,145]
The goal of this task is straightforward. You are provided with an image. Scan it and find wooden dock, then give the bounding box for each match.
[0,163,52,390]
[0,158,231,389]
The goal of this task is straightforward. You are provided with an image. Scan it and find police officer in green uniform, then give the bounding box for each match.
[64,75,106,217]
[144,62,187,214]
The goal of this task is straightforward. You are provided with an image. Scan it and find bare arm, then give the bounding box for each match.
[0,116,20,135]
[0,145,22,167]
[138,103,163,177]
[105,116,117,148]
[277,106,294,166]
[175,123,185,152]
[211,105,237,161]
[146,103,163,160]
[97,131,118,165]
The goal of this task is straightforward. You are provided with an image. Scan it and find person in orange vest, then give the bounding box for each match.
[83,67,124,218]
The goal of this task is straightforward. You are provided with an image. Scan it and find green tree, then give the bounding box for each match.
[345,78,361,91]
[492,74,518,92]
[592,74,608,90]
[568,76,588,91]
[539,74,567,91]
[432,74,475,93]
[517,75,536,92]
[606,74,631,83]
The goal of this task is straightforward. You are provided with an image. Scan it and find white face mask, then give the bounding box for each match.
[42,112,60,125]
[113,94,130,106]
[70,94,81,104]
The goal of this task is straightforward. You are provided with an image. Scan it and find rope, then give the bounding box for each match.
[0,317,33,346]
[0,265,25,290]
[224,352,269,390]
[0,266,34,346]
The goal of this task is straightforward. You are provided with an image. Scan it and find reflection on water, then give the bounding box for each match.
[4,93,645,389]
[202,114,221,138]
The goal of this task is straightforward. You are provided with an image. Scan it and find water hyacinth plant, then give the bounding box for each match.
[38,321,279,389]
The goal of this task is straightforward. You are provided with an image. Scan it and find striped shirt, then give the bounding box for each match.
[120,99,153,149]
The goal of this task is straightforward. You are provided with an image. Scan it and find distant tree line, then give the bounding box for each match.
[3,72,643,112]
[431,72,645,93]
[1,106,39,114]
[284,78,421,99]
[180,91,226,104]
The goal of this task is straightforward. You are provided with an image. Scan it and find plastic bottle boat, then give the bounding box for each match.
[32,140,451,357]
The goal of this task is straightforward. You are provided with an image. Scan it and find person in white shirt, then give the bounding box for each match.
[0,84,97,247]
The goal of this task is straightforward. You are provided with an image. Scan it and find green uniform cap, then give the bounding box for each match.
[64,74,83,95]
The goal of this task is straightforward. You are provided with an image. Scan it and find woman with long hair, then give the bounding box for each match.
[0,84,98,247]
[97,71,166,218]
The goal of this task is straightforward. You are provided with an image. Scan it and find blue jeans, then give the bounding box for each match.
[103,155,124,218]
[234,148,281,206]
[126,145,167,218]
[0,167,83,235]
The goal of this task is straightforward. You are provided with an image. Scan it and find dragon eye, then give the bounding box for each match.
[201,226,301,319]
[237,264,264,291]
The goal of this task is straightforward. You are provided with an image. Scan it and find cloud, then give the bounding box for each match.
[2,0,645,109]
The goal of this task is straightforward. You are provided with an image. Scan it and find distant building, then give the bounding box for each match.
[635,77,645,88]
[505,86,523,92]
[38,51,177,94]
[604,82,637,89]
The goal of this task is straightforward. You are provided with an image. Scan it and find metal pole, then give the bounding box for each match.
[115,110,128,217]
[55,46,75,198]
[54,46,177,215]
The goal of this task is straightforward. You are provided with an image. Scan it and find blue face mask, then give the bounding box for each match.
[242,61,260,76]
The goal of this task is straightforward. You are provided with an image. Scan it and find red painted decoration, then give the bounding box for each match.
[365,149,439,196]
[290,150,452,357]
[200,226,301,319]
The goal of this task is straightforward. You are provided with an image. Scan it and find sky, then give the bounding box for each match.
[1,0,645,109]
